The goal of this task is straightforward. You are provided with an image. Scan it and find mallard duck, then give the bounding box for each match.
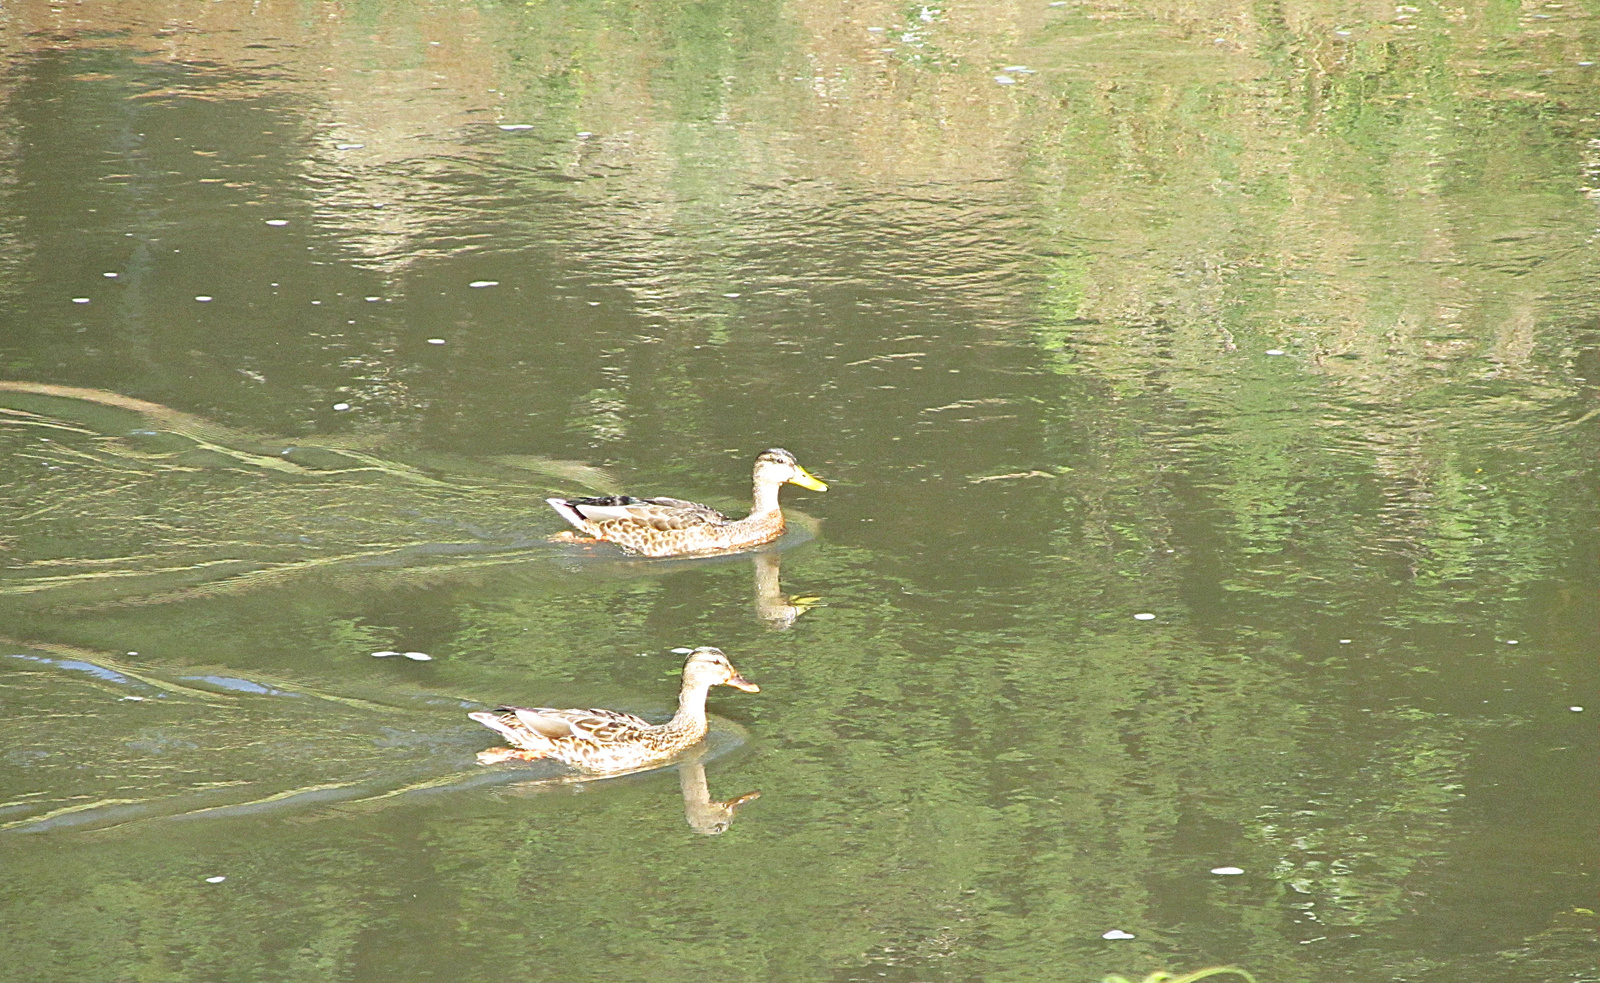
[546,447,826,557]
[470,647,759,774]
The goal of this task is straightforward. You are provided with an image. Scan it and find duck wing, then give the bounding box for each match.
[564,495,730,530]
[509,706,656,745]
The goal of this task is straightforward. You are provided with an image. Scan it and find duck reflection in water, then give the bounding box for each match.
[752,551,818,629]
[677,755,760,835]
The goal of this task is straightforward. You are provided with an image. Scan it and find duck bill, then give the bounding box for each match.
[788,467,828,492]
[725,672,760,693]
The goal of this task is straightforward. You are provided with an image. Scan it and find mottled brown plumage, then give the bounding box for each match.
[546,448,826,557]
[470,647,759,774]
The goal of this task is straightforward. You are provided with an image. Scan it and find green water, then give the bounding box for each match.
[0,2,1595,981]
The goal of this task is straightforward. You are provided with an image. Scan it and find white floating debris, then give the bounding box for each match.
[1133,612,1156,621]
[1506,639,1518,645]
[576,131,593,139]
[371,650,399,658]
[1003,66,1032,72]
[1570,706,1584,712]
[402,651,432,661]
[195,295,213,302]
[1266,349,1286,356]
[497,124,534,131]
[994,75,1018,84]
[1102,929,1135,940]
[427,338,446,345]
[469,280,499,288]
[1049,1,1068,6]
[104,272,119,278]
[311,300,322,305]
[205,876,226,884]
[671,647,695,654]
[1211,866,1244,875]
[1339,638,1352,644]
[866,26,885,32]
[335,143,364,150]
[72,298,90,304]
[1581,62,1595,67]
[128,652,138,656]
[265,219,289,226]
[121,695,146,702]
[332,403,351,411]
[365,296,380,302]
[722,292,741,298]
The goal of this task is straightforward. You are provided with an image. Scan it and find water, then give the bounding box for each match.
[1,2,1596,981]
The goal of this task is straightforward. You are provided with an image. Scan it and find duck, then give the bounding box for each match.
[546,447,826,557]
[470,646,759,774]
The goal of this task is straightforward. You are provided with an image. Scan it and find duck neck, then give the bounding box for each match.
[665,679,712,738]
[751,477,783,516]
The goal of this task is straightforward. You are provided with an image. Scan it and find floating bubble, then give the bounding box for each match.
[427,338,446,345]
[72,298,90,304]
[332,403,351,411]
[1339,639,1352,644]
[1571,706,1584,712]
[469,280,499,288]
[205,876,226,884]
[1102,929,1135,940]
[497,124,534,131]
[104,272,118,278]
[402,652,432,662]
[365,296,380,302]
[1211,866,1244,875]
[195,296,213,302]
[1506,639,1518,645]
[1266,349,1286,356]
[265,219,289,226]
[1133,612,1156,621]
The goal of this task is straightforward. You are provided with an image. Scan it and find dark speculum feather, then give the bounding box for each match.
[568,495,641,506]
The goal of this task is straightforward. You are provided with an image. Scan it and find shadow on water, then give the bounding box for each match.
[0,639,753,836]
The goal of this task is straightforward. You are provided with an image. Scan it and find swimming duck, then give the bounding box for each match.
[546,447,826,557]
[470,647,759,774]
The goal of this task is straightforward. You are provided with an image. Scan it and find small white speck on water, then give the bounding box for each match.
[1211,866,1244,875]
[427,338,446,345]
[402,652,432,661]
[205,876,226,884]
[723,292,741,298]
[1506,639,1518,645]
[866,26,884,32]
[1003,66,1033,73]
[1266,349,1286,356]
[72,298,90,304]
[365,296,380,302]
[121,695,145,702]
[104,272,118,278]
[335,143,364,150]
[1580,61,1595,67]
[128,652,138,656]
[671,647,695,654]
[576,132,593,139]
[1570,706,1584,712]
[265,219,289,226]
[1133,612,1156,621]
[332,403,351,411]
[195,295,213,302]
[469,280,498,288]
[497,124,534,131]
[994,75,1017,84]
[587,301,600,306]
[1102,929,1135,940]
[311,300,322,305]
[1339,638,1352,644]
[371,651,399,658]
[1049,1,1068,5]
